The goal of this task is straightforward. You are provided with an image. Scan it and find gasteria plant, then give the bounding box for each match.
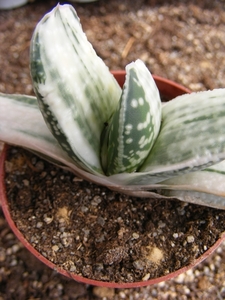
[1,4,225,210]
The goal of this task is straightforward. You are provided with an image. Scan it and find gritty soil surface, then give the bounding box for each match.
[1,0,225,299]
[4,146,225,285]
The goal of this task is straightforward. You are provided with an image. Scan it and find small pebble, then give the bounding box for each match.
[133,260,145,270]
[93,287,115,299]
[36,222,43,229]
[91,196,102,206]
[52,245,59,252]
[43,214,53,224]
[142,273,150,281]
[11,244,20,253]
[132,232,139,239]
[187,235,195,243]
[10,259,17,267]
[22,179,29,186]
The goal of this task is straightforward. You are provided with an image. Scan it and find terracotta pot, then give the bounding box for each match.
[1,72,224,288]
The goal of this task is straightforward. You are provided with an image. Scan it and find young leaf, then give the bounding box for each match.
[101,59,161,175]
[30,4,121,175]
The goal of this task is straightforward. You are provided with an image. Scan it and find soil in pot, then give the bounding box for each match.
[3,146,225,284]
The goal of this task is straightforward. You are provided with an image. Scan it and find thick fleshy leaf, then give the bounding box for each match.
[161,190,225,210]
[160,161,225,195]
[137,89,225,179]
[1,95,225,209]
[105,89,225,186]
[0,93,136,190]
[0,93,75,167]
[156,161,225,209]
[106,162,225,209]
[101,60,161,175]
[30,4,121,175]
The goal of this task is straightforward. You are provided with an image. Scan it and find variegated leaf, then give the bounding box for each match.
[160,161,225,195]
[101,59,161,175]
[161,190,225,210]
[0,93,75,167]
[136,89,225,179]
[156,161,225,209]
[104,89,225,187]
[30,4,121,175]
[0,93,135,190]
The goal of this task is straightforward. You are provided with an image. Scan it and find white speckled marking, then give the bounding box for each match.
[131,99,138,108]
[126,138,133,144]
[139,97,144,105]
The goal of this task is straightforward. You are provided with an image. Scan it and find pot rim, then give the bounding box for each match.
[1,73,224,288]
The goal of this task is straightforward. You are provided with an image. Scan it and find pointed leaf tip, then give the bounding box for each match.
[101,59,161,175]
[30,4,121,175]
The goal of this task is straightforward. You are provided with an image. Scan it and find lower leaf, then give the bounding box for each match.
[157,161,225,209]
[160,190,225,210]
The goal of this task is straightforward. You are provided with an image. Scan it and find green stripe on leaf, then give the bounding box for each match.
[30,4,121,175]
[139,89,225,178]
[0,93,75,167]
[101,60,161,175]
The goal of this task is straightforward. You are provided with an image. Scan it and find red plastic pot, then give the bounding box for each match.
[1,72,224,288]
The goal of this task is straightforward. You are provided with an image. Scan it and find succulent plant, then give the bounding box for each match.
[1,4,225,209]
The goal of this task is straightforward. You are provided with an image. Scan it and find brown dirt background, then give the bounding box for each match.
[0,0,225,299]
